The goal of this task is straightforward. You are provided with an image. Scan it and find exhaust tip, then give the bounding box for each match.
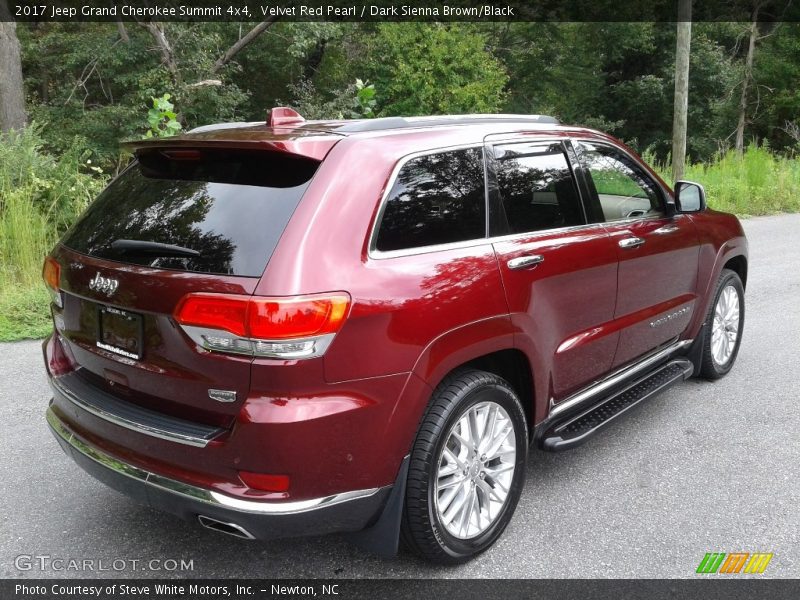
[197,515,255,540]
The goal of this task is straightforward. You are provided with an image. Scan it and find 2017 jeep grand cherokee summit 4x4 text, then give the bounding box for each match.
[42,109,747,563]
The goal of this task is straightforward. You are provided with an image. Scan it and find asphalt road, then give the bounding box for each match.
[2,214,799,579]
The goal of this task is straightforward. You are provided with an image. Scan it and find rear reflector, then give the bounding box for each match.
[173,292,351,359]
[238,471,290,493]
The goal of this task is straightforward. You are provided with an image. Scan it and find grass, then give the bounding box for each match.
[0,135,798,342]
[0,125,106,342]
[0,287,52,342]
[0,187,58,341]
[650,144,800,217]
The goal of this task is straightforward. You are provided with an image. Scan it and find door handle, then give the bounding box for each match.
[507,255,544,270]
[619,237,645,249]
[653,225,680,234]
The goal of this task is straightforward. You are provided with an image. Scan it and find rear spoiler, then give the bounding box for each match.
[122,130,342,162]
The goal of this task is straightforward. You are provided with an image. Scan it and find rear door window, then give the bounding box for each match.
[61,149,319,277]
[489,141,585,235]
[374,147,486,252]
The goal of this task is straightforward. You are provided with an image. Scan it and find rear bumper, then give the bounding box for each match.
[46,406,391,540]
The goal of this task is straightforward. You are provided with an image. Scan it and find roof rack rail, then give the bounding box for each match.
[333,114,560,133]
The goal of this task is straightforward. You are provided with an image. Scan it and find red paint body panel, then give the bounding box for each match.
[43,118,748,518]
[492,226,620,405]
[604,214,700,366]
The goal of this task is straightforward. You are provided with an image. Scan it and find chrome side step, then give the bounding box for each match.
[549,339,692,420]
[539,358,694,452]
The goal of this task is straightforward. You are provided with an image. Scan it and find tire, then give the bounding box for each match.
[700,269,745,379]
[401,369,528,564]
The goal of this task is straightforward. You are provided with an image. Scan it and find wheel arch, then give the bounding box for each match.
[410,322,536,437]
[723,254,748,289]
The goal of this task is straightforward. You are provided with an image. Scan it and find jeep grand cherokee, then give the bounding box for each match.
[43,109,747,563]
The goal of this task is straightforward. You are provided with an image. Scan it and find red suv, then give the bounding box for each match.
[43,109,747,563]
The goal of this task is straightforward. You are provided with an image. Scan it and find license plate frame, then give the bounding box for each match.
[96,305,144,360]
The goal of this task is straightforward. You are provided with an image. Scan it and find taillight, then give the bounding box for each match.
[42,257,62,308]
[173,292,351,359]
[173,293,249,337]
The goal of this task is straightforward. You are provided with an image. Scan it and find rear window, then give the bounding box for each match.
[61,149,319,277]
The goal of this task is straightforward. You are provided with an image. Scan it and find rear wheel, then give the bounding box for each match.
[700,269,745,379]
[401,370,528,563]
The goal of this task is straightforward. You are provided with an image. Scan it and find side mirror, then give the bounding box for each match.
[674,180,706,213]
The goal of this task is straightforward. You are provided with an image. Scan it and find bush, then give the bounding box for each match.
[0,125,108,341]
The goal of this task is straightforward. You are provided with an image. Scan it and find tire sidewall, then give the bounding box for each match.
[425,381,527,560]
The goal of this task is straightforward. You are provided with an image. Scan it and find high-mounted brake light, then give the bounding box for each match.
[173,292,351,359]
[42,257,62,308]
[161,149,204,161]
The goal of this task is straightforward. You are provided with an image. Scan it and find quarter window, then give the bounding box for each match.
[375,148,486,252]
[577,142,664,221]
[491,142,584,235]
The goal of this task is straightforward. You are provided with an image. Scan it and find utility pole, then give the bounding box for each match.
[672,0,692,182]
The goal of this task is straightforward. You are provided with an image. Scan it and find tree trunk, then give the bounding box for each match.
[139,22,181,85]
[671,0,692,182]
[735,10,760,155]
[0,1,28,132]
[116,20,130,44]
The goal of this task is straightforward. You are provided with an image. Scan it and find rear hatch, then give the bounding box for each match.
[50,143,329,428]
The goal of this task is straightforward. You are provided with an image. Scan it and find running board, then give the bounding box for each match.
[539,358,694,452]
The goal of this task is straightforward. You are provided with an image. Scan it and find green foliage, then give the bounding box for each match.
[361,23,508,116]
[751,23,800,151]
[0,125,107,341]
[284,78,377,120]
[16,21,800,163]
[0,286,52,342]
[144,93,182,138]
[650,144,800,216]
[355,79,377,118]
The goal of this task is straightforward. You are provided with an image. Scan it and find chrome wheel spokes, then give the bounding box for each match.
[711,284,740,367]
[435,401,517,539]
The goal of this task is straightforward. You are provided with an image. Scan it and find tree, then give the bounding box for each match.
[672,0,692,181]
[137,19,278,87]
[735,4,761,154]
[362,24,508,116]
[0,0,27,131]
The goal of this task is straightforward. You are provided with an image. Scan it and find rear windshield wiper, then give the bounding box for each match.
[110,239,201,258]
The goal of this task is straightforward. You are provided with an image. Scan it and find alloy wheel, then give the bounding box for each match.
[711,284,740,367]
[434,401,517,539]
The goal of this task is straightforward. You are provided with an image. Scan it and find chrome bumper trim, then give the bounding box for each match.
[549,338,693,419]
[46,407,382,516]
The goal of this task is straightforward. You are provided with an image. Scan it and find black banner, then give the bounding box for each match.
[5,579,800,600]
[2,0,800,22]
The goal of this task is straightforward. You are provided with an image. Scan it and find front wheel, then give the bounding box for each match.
[700,269,745,379]
[401,370,528,564]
